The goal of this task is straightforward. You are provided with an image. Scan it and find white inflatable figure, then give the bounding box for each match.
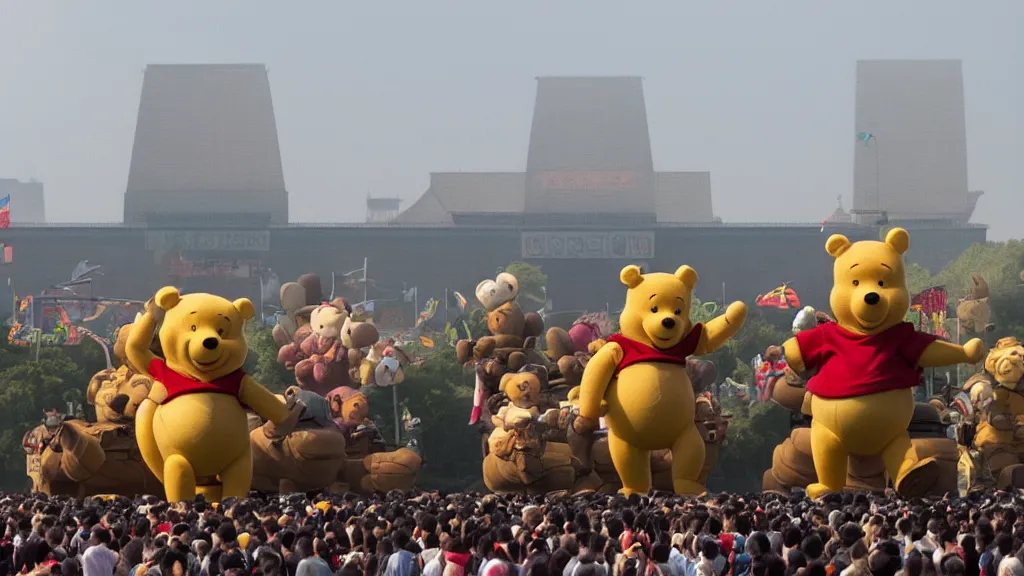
[792,306,817,334]
[475,272,520,311]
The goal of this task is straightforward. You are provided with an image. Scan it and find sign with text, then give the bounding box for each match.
[166,258,264,279]
[521,231,655,259]
[145,230,270,252]
[532,171,637,192]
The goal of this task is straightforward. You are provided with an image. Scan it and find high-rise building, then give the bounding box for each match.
[853,60,980,223]
[0,179,46,223]
[123,64,288,226]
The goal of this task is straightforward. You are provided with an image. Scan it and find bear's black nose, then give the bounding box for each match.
[661,317,676,329]
[202,337,219,350]
[864,292,881,305]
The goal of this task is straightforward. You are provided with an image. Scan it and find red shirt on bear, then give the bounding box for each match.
[794,321,937,399]
[607,323,704,374]
[148,358,246,405]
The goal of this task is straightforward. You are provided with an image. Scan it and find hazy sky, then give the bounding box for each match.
[1,1,1020,240]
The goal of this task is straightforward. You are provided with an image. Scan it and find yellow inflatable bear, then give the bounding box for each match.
[576,265,747,495]
[783,228,986,499]
[129,287,292,502]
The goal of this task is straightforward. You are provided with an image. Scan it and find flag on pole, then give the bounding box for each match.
[857,132,874,143]
[0,195,10,229]
[447,290,467,314]
[403,286,417,303]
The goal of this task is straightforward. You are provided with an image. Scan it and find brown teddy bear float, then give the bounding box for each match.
[26,319,164,498]
[273,273,335,347]
[482,365,602,495]
[956,337,1024,489]
[278,301,379,395]
[249,385,422,495]
[956,274,995,335]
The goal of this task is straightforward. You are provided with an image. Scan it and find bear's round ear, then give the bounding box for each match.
[674,266,698,290]
[155,286,181,310]
[233,298,256,321]
[499,372,515,393]
[620,265,644,288]
[885,227,910,255]
[825,235,852,258]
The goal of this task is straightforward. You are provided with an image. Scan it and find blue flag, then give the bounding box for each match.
[857,132,873,143]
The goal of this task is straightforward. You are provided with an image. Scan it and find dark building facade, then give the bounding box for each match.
[0,72,987,326]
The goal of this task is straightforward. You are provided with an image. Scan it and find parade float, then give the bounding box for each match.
[264,273,423,494]
[942,337,1024,491]
[464,271,733,495]
[24,321,164,498]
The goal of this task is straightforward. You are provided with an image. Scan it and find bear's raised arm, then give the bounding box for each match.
[127,288,179,377]
[695,301,747,356]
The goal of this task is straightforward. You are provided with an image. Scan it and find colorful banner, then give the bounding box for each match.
[755,284,801,309]
[908,286,949,338]
[0,195,9,229]
[9,296,143,347]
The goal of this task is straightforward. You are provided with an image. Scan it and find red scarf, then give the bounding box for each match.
[607,324,704,373]
[148,358,246,404]
[443,551,472,567]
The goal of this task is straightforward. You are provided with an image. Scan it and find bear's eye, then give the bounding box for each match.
[320,324,324,329]
[217,328,224,336]
[852,280,859,287]
[878,281,884,287]
[674,309,682,315]
[190,325,196,332]
[650,306,658,313]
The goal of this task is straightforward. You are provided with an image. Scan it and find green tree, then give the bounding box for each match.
[707,398,789,493]
[504,261,548,307]
[244,323,294,393]
[364,345,483,492]
[0,339,106,491]
[905,262,936,295]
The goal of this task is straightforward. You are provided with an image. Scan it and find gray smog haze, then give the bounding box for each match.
[0,1,1021,240]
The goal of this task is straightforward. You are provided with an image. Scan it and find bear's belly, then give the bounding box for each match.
[604,363,694,450]
[152,393,250,477]
[811,388,914,455]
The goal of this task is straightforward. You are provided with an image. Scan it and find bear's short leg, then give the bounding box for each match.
[608,431,652,496]
[197,484,222,503]
[807,420,847,499]
[219,449,255,501]
[163,454,198,502]
[670,424,707,496]
[880,431,939,496]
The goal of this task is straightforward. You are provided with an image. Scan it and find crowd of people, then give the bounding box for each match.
[2,489,1022,576]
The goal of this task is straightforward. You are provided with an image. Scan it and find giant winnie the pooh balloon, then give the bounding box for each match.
[575,264,747,496]
[783,228,986,499]
[128,287,297,502]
